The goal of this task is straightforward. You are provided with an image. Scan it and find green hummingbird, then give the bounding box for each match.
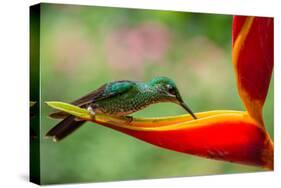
[46,76,197,142]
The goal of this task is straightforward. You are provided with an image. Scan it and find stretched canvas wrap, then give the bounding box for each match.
[30,3,274,185]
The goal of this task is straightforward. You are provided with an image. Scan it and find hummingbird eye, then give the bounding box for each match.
[166,84,176,95]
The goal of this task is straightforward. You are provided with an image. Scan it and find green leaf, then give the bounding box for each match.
[45,101,91,120]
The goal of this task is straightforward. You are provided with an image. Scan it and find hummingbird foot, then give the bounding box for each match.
[121,116,134,124]
[87,106,96,117]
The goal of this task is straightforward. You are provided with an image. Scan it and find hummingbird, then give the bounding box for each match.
[46,76,197,142]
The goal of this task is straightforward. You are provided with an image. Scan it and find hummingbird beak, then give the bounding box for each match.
[180,102,197,119]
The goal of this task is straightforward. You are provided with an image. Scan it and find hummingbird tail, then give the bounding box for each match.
[49,111,69,119]
[46,115,86,142]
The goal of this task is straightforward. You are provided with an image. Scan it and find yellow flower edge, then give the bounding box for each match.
[46,101,260,131]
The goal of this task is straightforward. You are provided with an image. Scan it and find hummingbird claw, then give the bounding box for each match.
[122,116,134,124]
[87,106,96,117]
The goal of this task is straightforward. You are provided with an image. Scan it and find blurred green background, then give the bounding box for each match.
[36,3,273,184]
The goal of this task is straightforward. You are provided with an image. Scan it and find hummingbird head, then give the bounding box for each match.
[149,76,197,119]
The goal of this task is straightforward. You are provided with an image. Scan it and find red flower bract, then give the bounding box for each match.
[93,112,272,168]
[233,16,273,125]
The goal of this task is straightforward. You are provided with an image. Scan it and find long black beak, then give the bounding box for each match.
[180,102,197,119]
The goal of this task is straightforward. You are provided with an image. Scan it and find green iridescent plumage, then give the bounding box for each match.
[46,76,197,142]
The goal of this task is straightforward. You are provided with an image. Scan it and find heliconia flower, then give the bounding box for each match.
[232,16,273,126]
[46,16,274,169]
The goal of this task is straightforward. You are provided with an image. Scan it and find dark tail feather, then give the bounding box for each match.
[46,116,86,142]
[49,111,69,119]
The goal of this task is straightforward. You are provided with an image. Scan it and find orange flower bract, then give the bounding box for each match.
[233,16,273,125]
[91,111,273,169]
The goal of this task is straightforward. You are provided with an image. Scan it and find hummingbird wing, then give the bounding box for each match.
[47,81,137,141]
[72,80,136,105]
[49,80,137,119]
